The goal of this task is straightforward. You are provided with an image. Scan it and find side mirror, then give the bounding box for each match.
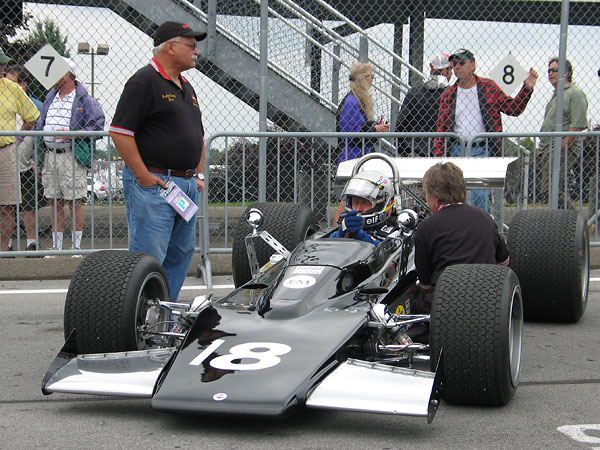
[398,209,418,230]
[245,208,264,234]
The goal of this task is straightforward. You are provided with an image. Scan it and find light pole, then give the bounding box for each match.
[77,42,109,98]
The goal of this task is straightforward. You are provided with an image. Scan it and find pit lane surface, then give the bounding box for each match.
[2,274,599,450]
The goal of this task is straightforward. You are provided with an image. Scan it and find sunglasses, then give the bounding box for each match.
[548,68,559,74]
[452,60,470,66]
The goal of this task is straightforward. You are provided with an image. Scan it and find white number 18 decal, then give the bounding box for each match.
[189,340,291,371]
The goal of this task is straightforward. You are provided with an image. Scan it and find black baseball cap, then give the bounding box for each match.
[153,21,207,47]
[449,49,475,62]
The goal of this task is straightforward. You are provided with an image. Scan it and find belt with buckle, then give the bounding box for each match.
[146,165,197,179]
[46,148,68,154]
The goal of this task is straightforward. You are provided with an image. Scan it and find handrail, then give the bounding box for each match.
[178,0,415,111]
[177,0,336,109]
[273,0,411,105]
[306,0,425,79]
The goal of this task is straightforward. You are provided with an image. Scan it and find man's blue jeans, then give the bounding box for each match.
[122,166,198,301]
[451,142,491,212]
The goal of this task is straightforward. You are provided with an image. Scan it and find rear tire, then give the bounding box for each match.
[430,264,523,406]
[508,209,589,322]
[232,202,319,287]
[64,250,171,354]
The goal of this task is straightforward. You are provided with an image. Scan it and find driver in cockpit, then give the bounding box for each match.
[329,171,397,246]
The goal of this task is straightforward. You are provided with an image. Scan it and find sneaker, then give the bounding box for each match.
[3,244,15,258]
[25,243,42,259]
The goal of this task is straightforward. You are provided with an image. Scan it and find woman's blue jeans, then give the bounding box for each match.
[451,142,491,212]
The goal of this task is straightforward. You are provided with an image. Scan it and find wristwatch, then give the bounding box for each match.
[194,173,205,180]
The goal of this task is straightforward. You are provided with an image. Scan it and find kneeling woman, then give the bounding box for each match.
[414,162,509,312]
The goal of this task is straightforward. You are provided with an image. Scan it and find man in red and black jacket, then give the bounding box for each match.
[433,48,538,211]
[433,48,538,157]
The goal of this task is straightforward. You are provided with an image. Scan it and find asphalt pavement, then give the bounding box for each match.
[1,274,599,449]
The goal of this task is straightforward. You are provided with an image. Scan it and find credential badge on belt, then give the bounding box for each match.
[158,180,198,222]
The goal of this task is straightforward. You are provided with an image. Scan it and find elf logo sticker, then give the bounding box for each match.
[283,275,316,289]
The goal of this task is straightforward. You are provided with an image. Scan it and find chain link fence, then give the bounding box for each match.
[1,0,599,258]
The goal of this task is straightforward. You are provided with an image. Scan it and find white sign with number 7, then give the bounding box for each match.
[24,44,72,90]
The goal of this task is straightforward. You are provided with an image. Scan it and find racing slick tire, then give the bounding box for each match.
[232,202,320,287]
[508,209,589,323]
[64,250,171,354]
[430,264,523,406]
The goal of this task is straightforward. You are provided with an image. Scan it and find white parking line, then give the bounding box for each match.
[1,279,599,295]
[0,284,235,295]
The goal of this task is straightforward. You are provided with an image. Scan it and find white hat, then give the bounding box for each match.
[63,58,77,77]
[430,53,451,70]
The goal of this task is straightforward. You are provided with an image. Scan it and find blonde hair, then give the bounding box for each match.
[349,62,374,121]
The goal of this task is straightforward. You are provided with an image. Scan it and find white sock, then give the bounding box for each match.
[52,232,63,250]
[8,238,12,247]
[72,231,82,250]
[26,239,36,247]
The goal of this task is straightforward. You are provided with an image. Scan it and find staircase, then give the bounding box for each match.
[35,0,424,133]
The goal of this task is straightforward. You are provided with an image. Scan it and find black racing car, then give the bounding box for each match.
[42,153,589,422]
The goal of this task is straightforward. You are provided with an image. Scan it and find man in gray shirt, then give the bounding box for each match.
[537,57,588,209]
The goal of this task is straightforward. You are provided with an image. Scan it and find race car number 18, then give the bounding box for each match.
[189,340,292,371]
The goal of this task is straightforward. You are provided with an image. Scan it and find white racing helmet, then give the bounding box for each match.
[341,171,395,229]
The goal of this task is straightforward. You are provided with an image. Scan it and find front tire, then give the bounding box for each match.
[430,264,523,406]
[508,209,589,322]
[64,250,171,354]
[231,202,319,287]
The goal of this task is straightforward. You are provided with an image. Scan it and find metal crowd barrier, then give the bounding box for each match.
[200,130,600,286]
[3,130,600,281]
[0,130,124,258]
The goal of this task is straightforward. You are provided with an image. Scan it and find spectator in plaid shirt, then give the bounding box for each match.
[433,48,538,210]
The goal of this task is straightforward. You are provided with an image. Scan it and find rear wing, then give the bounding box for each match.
[335,156,520,191]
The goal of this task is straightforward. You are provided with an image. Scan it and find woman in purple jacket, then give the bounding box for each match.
[336,62,389,165]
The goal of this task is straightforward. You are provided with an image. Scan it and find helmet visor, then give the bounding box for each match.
[341,177,382,206]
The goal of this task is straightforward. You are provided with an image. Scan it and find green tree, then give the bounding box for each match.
[21,18,71,58]
[0,7,32,48]
[7,18,72,99]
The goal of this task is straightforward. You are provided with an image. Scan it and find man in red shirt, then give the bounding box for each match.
[433,49,538,210]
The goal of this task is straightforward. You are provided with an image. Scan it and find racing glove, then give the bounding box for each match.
[341,210,364,234]
[354,229,381,246]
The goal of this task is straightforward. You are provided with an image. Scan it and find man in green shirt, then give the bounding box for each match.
[537,57,588,208]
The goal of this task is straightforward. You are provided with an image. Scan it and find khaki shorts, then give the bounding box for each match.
[42,149,87,200]
[0,143,20,205]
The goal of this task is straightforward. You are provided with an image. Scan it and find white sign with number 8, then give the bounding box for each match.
[489,53,528,96]
[189,339,292,371]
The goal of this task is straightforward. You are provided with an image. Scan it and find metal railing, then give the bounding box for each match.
[200,130,600,260]
[182,0,422,112]
[0,130,124,258]
[3,130,600,270]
